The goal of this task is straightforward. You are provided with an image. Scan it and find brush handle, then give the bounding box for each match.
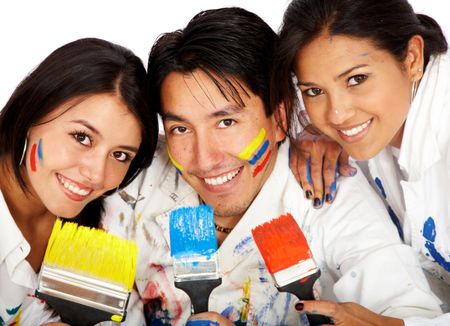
[278,270,334,325]
[36,291,126,326]
[175,278,222,313]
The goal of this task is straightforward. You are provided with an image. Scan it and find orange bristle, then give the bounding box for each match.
[251,213,312,274]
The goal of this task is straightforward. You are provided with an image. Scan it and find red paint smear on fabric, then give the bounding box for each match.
[142,263,183,323]
[252,149,272,177]
[30,143,37,172]
[251,213,312,274]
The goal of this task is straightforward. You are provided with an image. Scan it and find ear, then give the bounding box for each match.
[403,35,425,82]
[272,102,288,142]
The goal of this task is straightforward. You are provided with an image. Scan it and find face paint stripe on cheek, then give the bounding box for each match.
[37,138,44,167]
[239,128,266,161]
[248,139,270,165]
[252,149,272,177]
[30,143,38,172]
[167,146,184,174]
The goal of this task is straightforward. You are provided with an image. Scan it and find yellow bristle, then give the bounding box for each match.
[43,219,138,291]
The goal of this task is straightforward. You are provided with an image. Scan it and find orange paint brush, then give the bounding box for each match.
[251,213,333,325]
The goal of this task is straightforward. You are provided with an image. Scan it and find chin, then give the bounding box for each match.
[49,205,84,219]
[346,147,377,161]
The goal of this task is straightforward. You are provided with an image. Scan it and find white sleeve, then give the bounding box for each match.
[323,172,442,319]
[404,313,450,326]
[102,171,146,239]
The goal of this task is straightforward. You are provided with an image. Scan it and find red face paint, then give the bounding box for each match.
[30,143,37,172]
[252,150,272,177]
[251,213,312,274]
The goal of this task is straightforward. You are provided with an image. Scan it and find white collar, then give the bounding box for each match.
[0,190,29,263]
[398,53,450,180]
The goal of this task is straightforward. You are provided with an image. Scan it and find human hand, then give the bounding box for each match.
[295,300,404,326]
[289,129,356,208]
[186,311,234,326]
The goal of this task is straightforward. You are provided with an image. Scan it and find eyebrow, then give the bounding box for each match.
[336,64,368,79]
[71,119,139,153]
[161,104,244,122]
[297,64,369,87]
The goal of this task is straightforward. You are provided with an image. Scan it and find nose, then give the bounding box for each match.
[79,152,106,188]
[327,92,355,126]
[192,133,224,173]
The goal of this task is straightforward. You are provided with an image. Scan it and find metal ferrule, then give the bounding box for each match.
[272,258,319,287]
[173,252,220,282]
[36,264,130,316]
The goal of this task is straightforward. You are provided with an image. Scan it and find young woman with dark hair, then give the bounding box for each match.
[0,37,158,325]
[273,0,449,324]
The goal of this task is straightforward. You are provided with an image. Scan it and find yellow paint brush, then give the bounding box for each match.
[36,219,137,326]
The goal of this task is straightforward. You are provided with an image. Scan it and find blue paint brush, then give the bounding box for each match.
[169,204,222,313]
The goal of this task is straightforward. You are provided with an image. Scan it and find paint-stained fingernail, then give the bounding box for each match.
[313,198,322,208]
[348,167,357,176]
[305,190,313,199]
[325,193,332,202]
[295,302,304,311]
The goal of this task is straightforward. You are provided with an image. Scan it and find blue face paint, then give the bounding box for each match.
[37,138,43,166]
[169,205,217,258]
[423,217,450,272]
[248,140,270,165]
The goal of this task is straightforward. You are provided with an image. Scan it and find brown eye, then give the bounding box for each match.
[172,126,188,134]
[348,74,368,86]
[304,88,323,97]
[218,119,235,128]
[71,132,92,146]
[112,151,130,162]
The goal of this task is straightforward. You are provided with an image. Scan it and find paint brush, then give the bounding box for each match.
[35,219,137,326]
[251,213,334,325]
[169,204,222,313]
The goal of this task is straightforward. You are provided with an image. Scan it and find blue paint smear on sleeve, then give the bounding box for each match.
[6,304,21,315]
[423,216,450,272]
[387,206,404,241]
[374,177,387,198]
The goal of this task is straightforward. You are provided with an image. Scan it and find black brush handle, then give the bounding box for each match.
[175,278,222,313]
[36,291,126,326]
[278,270,334,325]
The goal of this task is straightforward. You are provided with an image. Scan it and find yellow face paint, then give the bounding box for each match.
[239,128,266,161]
[167,147,184,172]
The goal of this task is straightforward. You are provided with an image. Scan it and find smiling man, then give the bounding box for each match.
[103,7,443,326]
[159,68,285,245]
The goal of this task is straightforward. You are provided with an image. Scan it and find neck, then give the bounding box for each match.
[0,157,49,223]
[214,214,242,246]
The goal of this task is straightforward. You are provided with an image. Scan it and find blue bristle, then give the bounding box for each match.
[169,205,217,258]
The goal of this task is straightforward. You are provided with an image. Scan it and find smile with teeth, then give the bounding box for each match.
[339,119,372,136]
[204,168,241,186]
[57,174,92,197]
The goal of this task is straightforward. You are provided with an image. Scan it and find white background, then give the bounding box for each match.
[0,0,448,108]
